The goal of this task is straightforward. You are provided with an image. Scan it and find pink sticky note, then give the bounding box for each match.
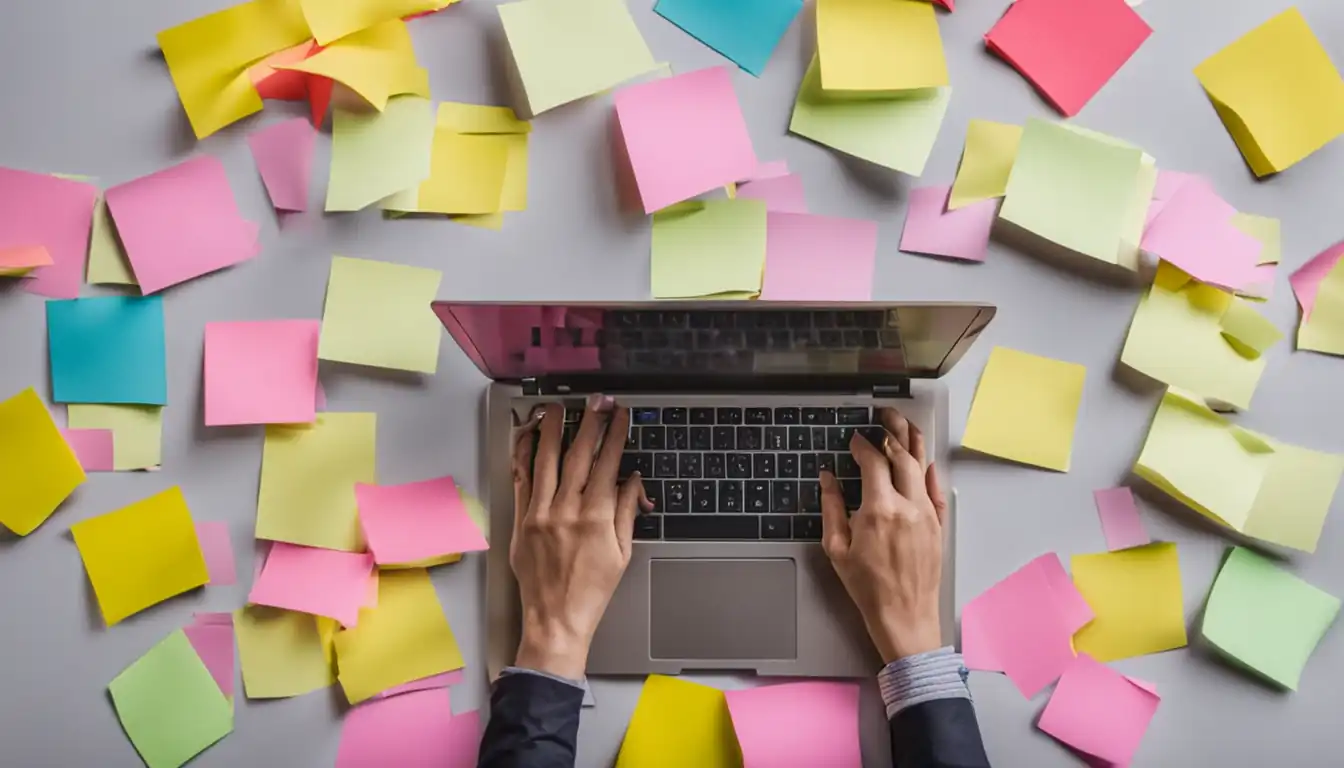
[615,66,758,213]
[0,168,97,299]
[984,0,1151,117]
[1143,170,1195,230]
[336,692,479,768]
[204,320,320,426]
[759,213,878,301]
[363,569,380,609]
[1291,241,1344,321]
[740,160,790,182]
[1140,178,1264,291]
[725,682,862,768]
[900,185,997,263]
[195,521,238,586]
[1033,553,1095,635]
[104,156,260,294]
[1038,653,1160,766]
[60,428,115,472]
[1094,487,1150,552]
[355,477,488,566]
[248,542,375,627]
[184,613,236,699]
[735,174,808,213]
[248,118,316,212]
[374,670,467,700]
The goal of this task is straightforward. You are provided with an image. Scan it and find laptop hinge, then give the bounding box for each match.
[520,375,912,397]
[872,381,912,399]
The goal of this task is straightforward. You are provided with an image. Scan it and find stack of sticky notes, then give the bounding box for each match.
[204,319,322,427]
[0,387,86,536]
[961,346,1086,472]
[317,256,444,373]
[0,168,98,299]
[618,675,742,767]
[1291,241,1344,356]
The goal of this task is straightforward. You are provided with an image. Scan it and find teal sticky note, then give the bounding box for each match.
[47,296,167,405]
[654,0,803,77]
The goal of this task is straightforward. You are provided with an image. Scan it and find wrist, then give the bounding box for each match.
[869,614,942,665]
[515,622,590,680]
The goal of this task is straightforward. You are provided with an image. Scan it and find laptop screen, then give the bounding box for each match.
[432,302,994,382]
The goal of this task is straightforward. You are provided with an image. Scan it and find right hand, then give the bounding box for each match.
[820,407,949,664]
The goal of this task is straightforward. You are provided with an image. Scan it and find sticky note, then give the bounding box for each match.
[616,67,758,214]
[205,320,320,426]
[0,168,98,299]
[1242,441,1344,554]
[72,487,209,626]
[47,296,167,405]
[0,245,52,276]
[105,156,259,294]
[961,347,1085,472]
[356,477,488,566]
[337,691,479,767]
[899,185,996,263]
[420,134,510,214]
[61,428,115,473]
[1233,213,1282,266]
[949,120,1022,210]
[0,388,85,536]
[249,543,375,627]
[299,0,443,45]
[235,606,336,699]
[256,413,377,552]
[789,54,950,175]
[1298,251,1344,356]
[67,404,164,471]
[817,0,945,94]
[651,200,767,299]
[759,213,877,301]
[725,682,860,768]
[1093,487,1149,552]
[617,675,742,768]
[985,0,1150,116]
[334,568,465,704]
[373,669,466,700]
[1194,8,1344,177]
[279,20,429,111]
[195,522,238,586]
[86,196,136,286]
[184,613,236,699]
[734,174,807,213]
[1291,241,1344,322]
[318,256,444,373]
[1220,298,1283,359]
[1141,179,1263,291]
[1037,653,1159,765]
[1202,547,1340,690]
[327,95,435,212]
[108,630,234,768]
[248,118,315,212]
[653,0,802,77]
[249,40,318,101]
[1071,542,1187,662]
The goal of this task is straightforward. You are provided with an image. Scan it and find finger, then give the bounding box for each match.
[879,407,912,453]
[819,471,850,559]
[558,394,615,499]
[883,434,927,503]
[530,403,564,512]
[587,403,630,501]
[926,462,949,528]
[511,416,538,530]
[908,422,928,470]
[852,431,899,505]
[614,473,643,557]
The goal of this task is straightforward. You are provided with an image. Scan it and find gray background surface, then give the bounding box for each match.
[2,0,1344,765]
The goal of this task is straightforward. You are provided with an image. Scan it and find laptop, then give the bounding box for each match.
[432,301,995,679]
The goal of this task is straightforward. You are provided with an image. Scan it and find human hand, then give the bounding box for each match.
[820,407,949,664]
[510,396,650,680]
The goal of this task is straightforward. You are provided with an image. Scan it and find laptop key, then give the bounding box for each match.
[800,481,821,513]
[840,480,862,510]
[633,514,662,540]
[655,453,678,478]
[772,481,798,513]
[774,407,800,425]
[691,481,716,512]
[719,480,744,512]
[745,407,772,424]
[827,427,855,451]
[664,515,760,540]
[811,426,828,449]
[690,427,712,450]
[789,426,811,451]
[800,454,819,478]
[737,426,763,451]
[662,407,688,424]
[690,407,715,424]
[858,426,886,449]
[764,427,788,451]
[762,516,791,539]
[817,453,836,476]
[792,515,822,540]
[634,453,655,477]
[753,454,776,479]
[633,408,660,425]
[712,426,735,450]
[728,453,752,478]
[641,426,666,450]
[664,481,690,512]
[625,428,638,450]
[779,454,799,478]
[837,407,870,425]
[837,454,861,478]
[668,427,689,451]
[704,453,727,479]
[641,480,664,513]
[678,453,702,479]
[746,481,770,512]
[619,453,639,479]
[716,407,743,425]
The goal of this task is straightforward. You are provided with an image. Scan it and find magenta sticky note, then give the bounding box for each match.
[104,155,260,294]
[60,428,115,472]
[248,118,316,212]
[374,670,467,700]
[204,320,320,426]
[184,613,236,699]
[355,477,488,566]
[742,160,790,182]
[336,692,479,768]
[1291,241,1344,321]
[615,66,758,213]
[735,174,808,213]
[195,521,238,586]
[1094,487,1150,552]
[1038,653,1160,766]
[759,212,878,301]
[725,682,862,768]
[984,0,1151,117]
[247,542,375,627]
[0,168,98,300]
[899,185,997,263]
[1140,178,1263,291]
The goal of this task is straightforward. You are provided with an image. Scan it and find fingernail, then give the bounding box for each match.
[587,393,615,413]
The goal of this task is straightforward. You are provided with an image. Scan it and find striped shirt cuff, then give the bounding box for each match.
[877,646,971,720]
[501,666,587,691]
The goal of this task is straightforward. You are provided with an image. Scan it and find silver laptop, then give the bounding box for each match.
[432,302,995,679]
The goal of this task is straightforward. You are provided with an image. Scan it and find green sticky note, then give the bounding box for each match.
[327,95,435,212]
[788,53,949,175]
[317,256,444,373]
[108,630,234,768]
[1202,547,1340,690]
[651,199,766,298]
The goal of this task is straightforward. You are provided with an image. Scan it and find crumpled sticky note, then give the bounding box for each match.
[961,346,1086,472]
[299,0,446,45]
[1071,542,1187,662]
[278,20,429,111]
[0,388,85,536]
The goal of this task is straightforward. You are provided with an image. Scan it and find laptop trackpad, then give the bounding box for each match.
[649,559,797,661]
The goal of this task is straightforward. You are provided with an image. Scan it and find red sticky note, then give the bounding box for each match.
[1038,653,1160,765]
[355,477,488,566]
[195,521,238,586]
[0,169,98,299]
[759,213,878,301]
[1093,487,1150,552]
[336,692,479,768]
[248,119,316,212]
[61,428,115,472]
[204,320,320,427]
[984,0,1151,117]
[247,542,375,628]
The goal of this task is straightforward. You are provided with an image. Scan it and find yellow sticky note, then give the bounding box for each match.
[235,606,336,699]
[1194,8,1344,177]
[157,0,313,139]
[816,0,946,93]
[948,120,1022,210]
[299,0,445,45]
[1243,441,1344,554]
[333,569,465,704]
[1071,542,1187,662]
[0,388,85,536]
[327,95,435,212]
[71,487,209,626]
[436,102,532,134]
[318,256,444,373]
[279,20,428,111]
[67,404,163,471]
[1231,213,1281,265]
[419,133,511,214]
[256,413,377,552]
[651,200,767,299]
[617,675,743,768]
[1298,252,1344,356]
[86,196,137,286]
[1220,297,1283,359]
[961,347,1085,472]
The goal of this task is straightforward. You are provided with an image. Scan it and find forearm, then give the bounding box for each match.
[879,647,991,768]
[478,669,585,768]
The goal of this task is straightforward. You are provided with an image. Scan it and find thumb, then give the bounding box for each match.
[614,473,643,557]
[819,471,850,560]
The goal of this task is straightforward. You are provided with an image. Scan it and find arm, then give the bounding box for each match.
[478,669,584,768]
[881,648,990,768]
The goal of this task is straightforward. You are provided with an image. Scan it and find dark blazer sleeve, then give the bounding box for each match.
[889,698,992,768]
[478,672,585,768]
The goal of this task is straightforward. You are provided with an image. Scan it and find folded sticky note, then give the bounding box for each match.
[318,256,444,373]
[734,174,807,213]
[86,196,137,286]
[47,295,166,405]
[899,185,997,263]
[62,428,115,473]
[0,388,85,536]
[356,476,488,566]
[1072,542,1187,662]
[654,0,802,77]
[1233,213,1282,266]
[249,543,375,628]
[1093,487,1149,552]
[1194,8,1344,177]
[278,20,429,111]
[195,522,237,586]
[1220,297,1283,359]
[183,613,236,700]
[0,244,52,276]
[327,95,435,212]
[816,0,947,93]
[1297,248,1344,356]
[1202,547,1340,690]
[256,413,377,552]
[249,40,318,101]
[1037,652,1159,765]
[725,682,860,768]
[205,320,320,426]
[759,212,877,301]
[961,346,1085,472]
[337,690,479,767]
[235,606,336,699]
[651,199,767,299]
[72,487,209,626]
[299,0,444,45]
[248,118,316,212]
[108,630,234,768]
[0,168,98,299]
[67,404,164,471]
[948,120,1022,210]
[617,675,742,768]
[1141,178,1263,291]
[1291,240,1344,322]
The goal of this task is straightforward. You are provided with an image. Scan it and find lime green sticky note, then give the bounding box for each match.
[1243,440,1344,554]
[318,256,444,373]
[789,54,949,175]
[327,95,435,212]
[108,630,233,768]
[1202,547,1340,690]
[1219,297,1284,359]
[1231,213,1281,265]
[1298,252,1344,356]
[67,404,163,471]
[86,195,137,286]
[651,199,766,299]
